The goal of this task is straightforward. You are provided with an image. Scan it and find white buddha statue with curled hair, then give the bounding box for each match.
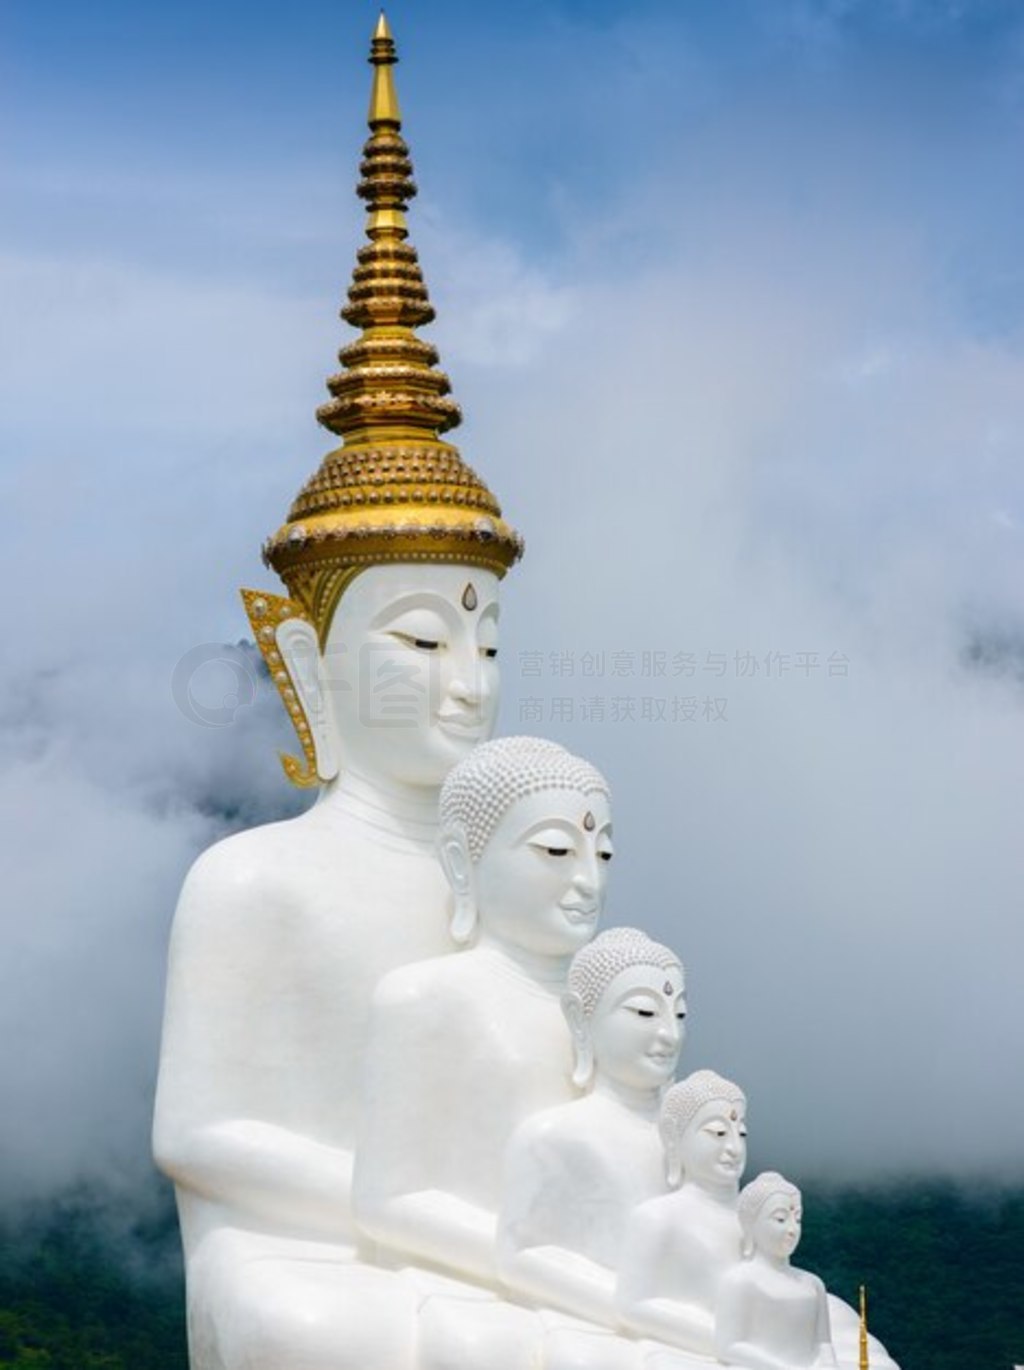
[353,734,613,1300]
[715,1172,837,1370]
[498,927,685,1334]
[152,19,522,1370]
[617,1069,748,1360]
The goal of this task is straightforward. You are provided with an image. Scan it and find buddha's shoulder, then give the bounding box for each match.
[176,812,327,916]
[507,1097,601,1161]
[629,1184,689,1226]
[372,949,482,1011]
[798,1268,827,1298]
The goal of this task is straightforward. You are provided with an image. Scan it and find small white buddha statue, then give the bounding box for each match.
[152,20,522,1370]
[616,1069,747,1359]
[715,1173,837,1370]
[353,735,614,1290]
[498,927,685,1329]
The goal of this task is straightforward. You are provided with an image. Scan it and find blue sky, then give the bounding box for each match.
[7,1,1024,301]
[3,1,1024,1196]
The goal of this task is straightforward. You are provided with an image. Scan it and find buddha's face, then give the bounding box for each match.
[322,563,500,788]
[474,787,613,958]
[680,1098,747,1192]
[752,1192,802,1262]
[587,962,685,1092]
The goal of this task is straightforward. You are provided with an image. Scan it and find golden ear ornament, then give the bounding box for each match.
[241,588,320,789]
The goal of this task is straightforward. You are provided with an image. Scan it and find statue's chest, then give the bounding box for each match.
[467,992,573,1120]
[290,847,451,985]
[749,1276,819,1353]
[440,993,574,1203]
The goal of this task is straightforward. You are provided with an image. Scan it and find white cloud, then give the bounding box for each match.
[416,213,575,368]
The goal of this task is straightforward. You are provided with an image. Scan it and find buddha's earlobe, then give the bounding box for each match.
[561,991,594,1089]
[439,823,477,945]
[741,1234,755,1260]
[276,614,340,783]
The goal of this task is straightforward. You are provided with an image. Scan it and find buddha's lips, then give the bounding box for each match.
[559,901,598,922]
[436,712,486,736]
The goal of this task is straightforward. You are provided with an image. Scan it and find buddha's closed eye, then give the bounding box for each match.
[389,631,443,652]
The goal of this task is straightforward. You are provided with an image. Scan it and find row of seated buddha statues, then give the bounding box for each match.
[152,17,899,1370]
[155,721,895,1370]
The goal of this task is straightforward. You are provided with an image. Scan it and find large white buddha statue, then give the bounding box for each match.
[498,927,685,1329]
[152,19,522,1370]
[715,1172,837,1370]
[617,1070,748,1359]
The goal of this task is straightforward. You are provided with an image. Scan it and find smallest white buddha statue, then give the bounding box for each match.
[616,1070,747,1359]
[715,1173,836,1370]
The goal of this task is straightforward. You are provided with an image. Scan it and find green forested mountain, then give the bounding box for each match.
[0,1188,184,1370]
[0,1180,1020,1370]
[799,1182,1024,1369]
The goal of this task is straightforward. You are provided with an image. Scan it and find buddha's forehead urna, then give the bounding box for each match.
[326,562,498,636]
[440,736,610,863]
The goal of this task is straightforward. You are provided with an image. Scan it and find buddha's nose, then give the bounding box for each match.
[449,672,480,706]
[572,848,602,898]
[449,653,488,710]
[572,869,598,899]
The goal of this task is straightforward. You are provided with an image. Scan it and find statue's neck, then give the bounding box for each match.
[315,767,439,850]
[591,1076,662,1120]
[475,934,571,989]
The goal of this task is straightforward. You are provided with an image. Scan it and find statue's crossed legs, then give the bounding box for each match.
[185,1229,544,1370]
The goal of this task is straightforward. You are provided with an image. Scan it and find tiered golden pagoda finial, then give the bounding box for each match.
[259,12,522,648]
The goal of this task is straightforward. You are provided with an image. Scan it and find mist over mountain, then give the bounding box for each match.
[2,1176,1021,1370]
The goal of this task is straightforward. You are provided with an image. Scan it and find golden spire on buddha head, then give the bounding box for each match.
[244,13,522,787]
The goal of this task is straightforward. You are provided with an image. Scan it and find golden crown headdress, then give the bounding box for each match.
[243,14,522,787]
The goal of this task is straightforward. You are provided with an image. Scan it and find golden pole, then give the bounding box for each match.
[859,1284,870,1370]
